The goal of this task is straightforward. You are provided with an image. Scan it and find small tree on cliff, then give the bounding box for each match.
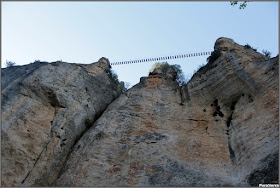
[6,60,16,67]
[262,50,271,58]
[106,67,127,94]
[149,62,186,86]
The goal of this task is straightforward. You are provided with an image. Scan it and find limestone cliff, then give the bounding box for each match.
[1,38,279,186]
[1,58,121,186]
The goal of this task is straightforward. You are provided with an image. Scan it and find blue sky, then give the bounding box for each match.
[2,1,279,86]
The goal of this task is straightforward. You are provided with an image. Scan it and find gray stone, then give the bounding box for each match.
[1,58,121,186]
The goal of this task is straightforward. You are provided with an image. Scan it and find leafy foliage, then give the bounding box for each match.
[149,62,164,73]
[207,50,221,64]
[107,68,119,85]
[106,68,127,95]
[5,61,16,67]
[262,50,271,58]
[172,64,185,86]
[244,44,257,51]
[149,62,186,86]
[230,1,248,9]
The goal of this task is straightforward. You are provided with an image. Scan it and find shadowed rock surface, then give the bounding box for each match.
[2,38,279,186]
[1,58,121,186]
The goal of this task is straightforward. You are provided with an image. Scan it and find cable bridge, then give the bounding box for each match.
[110,51,212,66]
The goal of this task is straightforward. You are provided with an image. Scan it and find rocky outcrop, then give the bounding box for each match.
[54,38,278,186]
[2,38,278,187]
[1,58,121,186]
[184,38,279,185]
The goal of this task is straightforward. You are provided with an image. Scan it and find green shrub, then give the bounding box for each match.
[149,62,167,74]
[244,44,257,51]
[6,60,16,67]
[107,69,119,85]
[106,68,126,95]
[31,60,47,64]
[149,62,186,86]
[207,50,221,64]
[262,50,271,58]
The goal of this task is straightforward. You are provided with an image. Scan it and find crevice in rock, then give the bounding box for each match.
[179,87,185,105]
[226,114,233,128]
[19,92,31,98]
[226,98,239,163]
[21,105,58,185]
[179,85,191,105]
[205,126,209,134]
[212,99,224,117]
[133,132,168,144]
[225,53,261,93]
[187,119,207,122]
[226,99,238,128]
[228,141,236,162]
[53,102,112,185]
[69,106,107,151]
[21,134,52,185]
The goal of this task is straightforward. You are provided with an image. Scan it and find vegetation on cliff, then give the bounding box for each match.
[106,67,127,94]
[5,60,16,67]
[149,62,186,86]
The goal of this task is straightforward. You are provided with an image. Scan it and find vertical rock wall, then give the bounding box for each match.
[54,38,278,186]
[1,58,121,186]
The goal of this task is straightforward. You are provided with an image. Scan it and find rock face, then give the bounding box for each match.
[1,58,121,186]
[54,38,278,186]
[2,38,279,186]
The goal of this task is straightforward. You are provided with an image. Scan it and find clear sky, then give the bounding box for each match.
[2,1,279,87]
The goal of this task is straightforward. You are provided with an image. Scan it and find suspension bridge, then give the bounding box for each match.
[110,51,212,66]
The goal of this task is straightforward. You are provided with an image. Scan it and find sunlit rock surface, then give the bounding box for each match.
[55,38,278,186]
